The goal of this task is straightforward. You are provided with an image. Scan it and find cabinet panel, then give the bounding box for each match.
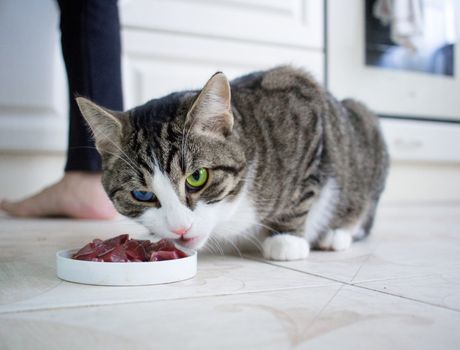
[121,0,324,49]
[381,119,460,162]
[122,30,324,108]
[0,0,67,152]
[0,0,323,153]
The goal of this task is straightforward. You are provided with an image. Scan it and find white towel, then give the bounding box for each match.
[373,0,424,52]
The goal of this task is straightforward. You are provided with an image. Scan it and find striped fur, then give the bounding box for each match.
[76,66,389,259]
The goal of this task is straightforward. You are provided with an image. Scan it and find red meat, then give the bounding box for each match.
[103,234,129,247]
[71,235,188,262]
[150,250,179,261]
[125,239,147,261]
[98,244,129,262]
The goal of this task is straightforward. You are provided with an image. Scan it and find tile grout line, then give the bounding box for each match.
[0,253,334,316]
[0,283,340,316]
[351,284,460,313]
[2,254,458,316]
[349,243,380,284]
[242,255,460,314]
[244,254,438,284]
[303,283,346,333]
[243,254,363,285]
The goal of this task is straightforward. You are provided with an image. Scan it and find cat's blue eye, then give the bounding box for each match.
[131,190,156,202]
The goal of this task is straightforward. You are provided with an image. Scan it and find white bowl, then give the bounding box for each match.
[56,248,197,286]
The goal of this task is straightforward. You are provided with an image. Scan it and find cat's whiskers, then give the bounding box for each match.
[91,126,139,172]
[243,235,264,252]
[71,145,138,174]
[207,235,224,256]
[213,235,226,256]
[181,106,203,172]
[212,226,263,253]
[222,236,243,258]
[104,153,138,174]
[203,239,218,255]
[252,221,278,234]
[180,124,189,172]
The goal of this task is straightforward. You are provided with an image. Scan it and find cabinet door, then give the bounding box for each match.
[121,0,323,49]
[122,30,324,108]
[0,0,324,152]
[0,0,67,152]
[121,0,324,108]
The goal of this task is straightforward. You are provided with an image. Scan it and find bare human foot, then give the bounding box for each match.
[0,172,118,219]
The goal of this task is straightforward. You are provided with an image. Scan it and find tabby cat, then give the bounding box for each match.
[77,66,389,261]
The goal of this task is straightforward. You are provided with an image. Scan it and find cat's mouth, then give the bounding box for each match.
[180,235,196,243]
[176,235,204,249]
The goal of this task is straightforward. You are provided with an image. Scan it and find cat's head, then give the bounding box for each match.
[76,73,246,250]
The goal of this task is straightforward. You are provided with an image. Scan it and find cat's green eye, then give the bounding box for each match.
[186,168,208,190]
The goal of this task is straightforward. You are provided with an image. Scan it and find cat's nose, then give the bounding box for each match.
[172,227,190,236]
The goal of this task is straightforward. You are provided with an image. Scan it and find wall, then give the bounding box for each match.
[0,0,325,200]
[1,0,459,206]
[0,0,67,201]
[380,119,460,204]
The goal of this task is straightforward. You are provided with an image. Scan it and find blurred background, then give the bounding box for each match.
[0,0,459,205]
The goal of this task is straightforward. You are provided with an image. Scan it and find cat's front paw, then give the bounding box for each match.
[317,229,352,251]
[262,235,310,261]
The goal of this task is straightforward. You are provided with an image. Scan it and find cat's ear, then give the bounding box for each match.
[187,72,233,139]
[76,97,127,154]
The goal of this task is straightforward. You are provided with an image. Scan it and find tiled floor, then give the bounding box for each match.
[1,205,459,349]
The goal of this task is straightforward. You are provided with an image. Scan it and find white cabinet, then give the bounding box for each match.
[121,0,323,49]
[120,0,324,108]
[121,30,324,108]
[381,119,460,163]
[0,0,324,199]
[0,0,67,153]
[0,0,324,153]
[327,0,460,164]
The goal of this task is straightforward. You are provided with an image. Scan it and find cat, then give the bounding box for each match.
[76,66,389,261]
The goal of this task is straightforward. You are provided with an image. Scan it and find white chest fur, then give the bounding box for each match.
[211,187,258,239]
[304,178,339,243]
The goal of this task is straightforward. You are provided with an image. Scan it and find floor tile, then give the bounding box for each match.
[1,205,460,349]
[245,237,381,283]
[0,285,342,350]
[0,253,335,314]
[1,284,459,350]
[0,218,333,313]
[246,205,460,285]
[355,271,460,311]
[302,285,460,350]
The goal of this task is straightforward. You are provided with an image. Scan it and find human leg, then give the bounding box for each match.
[1,0,123,219]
